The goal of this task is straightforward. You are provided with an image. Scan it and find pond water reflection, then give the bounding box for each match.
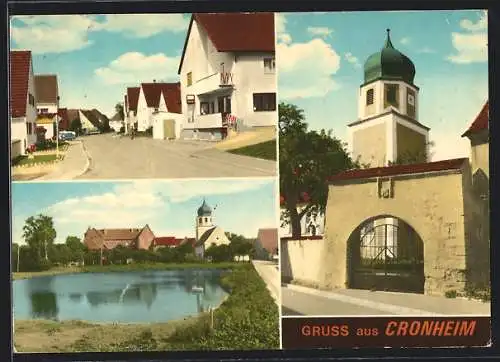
[13,269,228,323]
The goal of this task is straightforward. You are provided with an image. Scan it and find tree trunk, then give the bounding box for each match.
[289,205,302,239]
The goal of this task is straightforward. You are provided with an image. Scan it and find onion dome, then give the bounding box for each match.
[197,199,212,216]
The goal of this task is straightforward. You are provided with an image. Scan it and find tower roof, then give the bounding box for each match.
[363,29,416,85]
[197,199,212,217]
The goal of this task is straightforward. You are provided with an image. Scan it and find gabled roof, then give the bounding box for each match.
[10,50,32,118]
[140,82,182,113]
[462,101,489,137]
[329,158,468,183]
[95,228,142,240]
[127,87,140,115]
[257,228,278,255]
[35,74,59,104]
[196,227,217,247]
[80,109,102,128]
[178,12,275,74]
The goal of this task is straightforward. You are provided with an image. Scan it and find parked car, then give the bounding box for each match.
[59,131,76,141]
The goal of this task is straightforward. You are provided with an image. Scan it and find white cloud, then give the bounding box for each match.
[344,52,361,68]
[307,26,333,38]
[400,37,411,45]
[277,39,341,100]
[10,15,96,54]
[459,10,487,31]
[94,52,180,85]
[447,32,488,64]
[95,14,189,38]
[10,14,189,54]
[447,11,488,64]
[275,13,292,44]
[418,47,435,54]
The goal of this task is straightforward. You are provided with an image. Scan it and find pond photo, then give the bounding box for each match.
[11,178,280,352]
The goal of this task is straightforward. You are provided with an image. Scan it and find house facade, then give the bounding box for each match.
[57,108,70,131]
[34,74,60,141]
[10,50,37,156]
[136,82,183,138]
[84,225,156,250]
[125,87,140,134]
[79,110,100,134]
[194,199,231,258]
[178,13,277,141]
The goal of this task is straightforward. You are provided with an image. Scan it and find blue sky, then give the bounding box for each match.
[276,10,488,161]
[10,14,190,117]
[11,178,278,245]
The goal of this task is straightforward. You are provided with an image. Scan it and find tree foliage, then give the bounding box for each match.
[279,102,359,238]
[22,214,57,268]
[115,103,125,120]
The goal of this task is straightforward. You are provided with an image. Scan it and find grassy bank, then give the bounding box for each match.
[228,140,276,161]
[12,262,240,281]
[14,264,279,352]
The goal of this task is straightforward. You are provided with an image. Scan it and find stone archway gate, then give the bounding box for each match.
[316,158,485,296]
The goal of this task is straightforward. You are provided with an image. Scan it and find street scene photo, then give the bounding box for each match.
[9,13,277,181]
[11,178,280,352]
[277,10,490,317]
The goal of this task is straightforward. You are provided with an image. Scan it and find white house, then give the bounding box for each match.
[125,87,140,134]
[34,74,59,140]
[194,199,231,259]
[280,203,325,238]
[109,113,124,132]
[10,50,37,157]
[178,13,277,141]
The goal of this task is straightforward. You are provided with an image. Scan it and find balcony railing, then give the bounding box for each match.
[192,72,235,95]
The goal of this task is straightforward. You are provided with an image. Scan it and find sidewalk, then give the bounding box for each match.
[36,141,89,181]
[252,260,280,306]
[283,283,491,316]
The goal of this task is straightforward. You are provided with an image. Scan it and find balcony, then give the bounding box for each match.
[191,72,234,96]
[194,113,224,129]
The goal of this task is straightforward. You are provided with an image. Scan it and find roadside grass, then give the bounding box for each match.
[13,263,279,352]
[12,262,241,280]
[227,140,276,161]
[11,154,63,167]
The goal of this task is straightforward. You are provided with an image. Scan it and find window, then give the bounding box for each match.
[407,88,416,118]
[200,102,209,115]
[187,72,193,87]
[39,108,49,114]
[385,84,399,108]
[366,88,374,105]
[28,93,35,107]
[204,217,208,223]
[209,102,215,114]
[263,57,276,73]
[26,122,33,135]
[253,93,276,112]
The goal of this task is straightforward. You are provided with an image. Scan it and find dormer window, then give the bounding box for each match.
[264,58,276,73]
[366,88,374,105]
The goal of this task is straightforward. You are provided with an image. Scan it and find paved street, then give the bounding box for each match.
[39,134,276,180]
[252,260,280,305]
[282,284,491,316]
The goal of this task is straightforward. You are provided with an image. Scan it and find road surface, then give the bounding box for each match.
[282,284,491,316]
[38,134,276,180]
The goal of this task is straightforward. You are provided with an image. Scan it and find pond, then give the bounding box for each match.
[12,269,228,323]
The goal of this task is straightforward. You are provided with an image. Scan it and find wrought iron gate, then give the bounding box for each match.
[348,220,424,294]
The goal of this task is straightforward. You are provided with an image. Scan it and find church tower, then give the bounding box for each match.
[348,29,430,167]
[196,199,214,240]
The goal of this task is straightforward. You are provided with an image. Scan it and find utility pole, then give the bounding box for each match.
[44,240,48,261]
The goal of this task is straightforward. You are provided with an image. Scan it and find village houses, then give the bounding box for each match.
[177,12,277,141]
[135,81,183,139]
[124,86,140,134]
[10,50,37,158]
[34,74,60,141]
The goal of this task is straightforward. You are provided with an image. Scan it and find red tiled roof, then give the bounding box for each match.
[462,101,489,137]
[58,107,69,130]
[127,87,140,114]
[10,50,32,118]
[96,228,142,240]
[140,82,181,113]
[35,74,59,104]
[329,158,468,182]
[178,12,275,74]
[154,236,183,247]
[257,228,278,255]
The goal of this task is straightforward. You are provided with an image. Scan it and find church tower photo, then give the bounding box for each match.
[348,29,430,167]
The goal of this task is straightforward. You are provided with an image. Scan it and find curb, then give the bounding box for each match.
[282,283,443,316]
[77,140,92,177]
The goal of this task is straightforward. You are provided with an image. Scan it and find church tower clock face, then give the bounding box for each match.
[408,93,415,106]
